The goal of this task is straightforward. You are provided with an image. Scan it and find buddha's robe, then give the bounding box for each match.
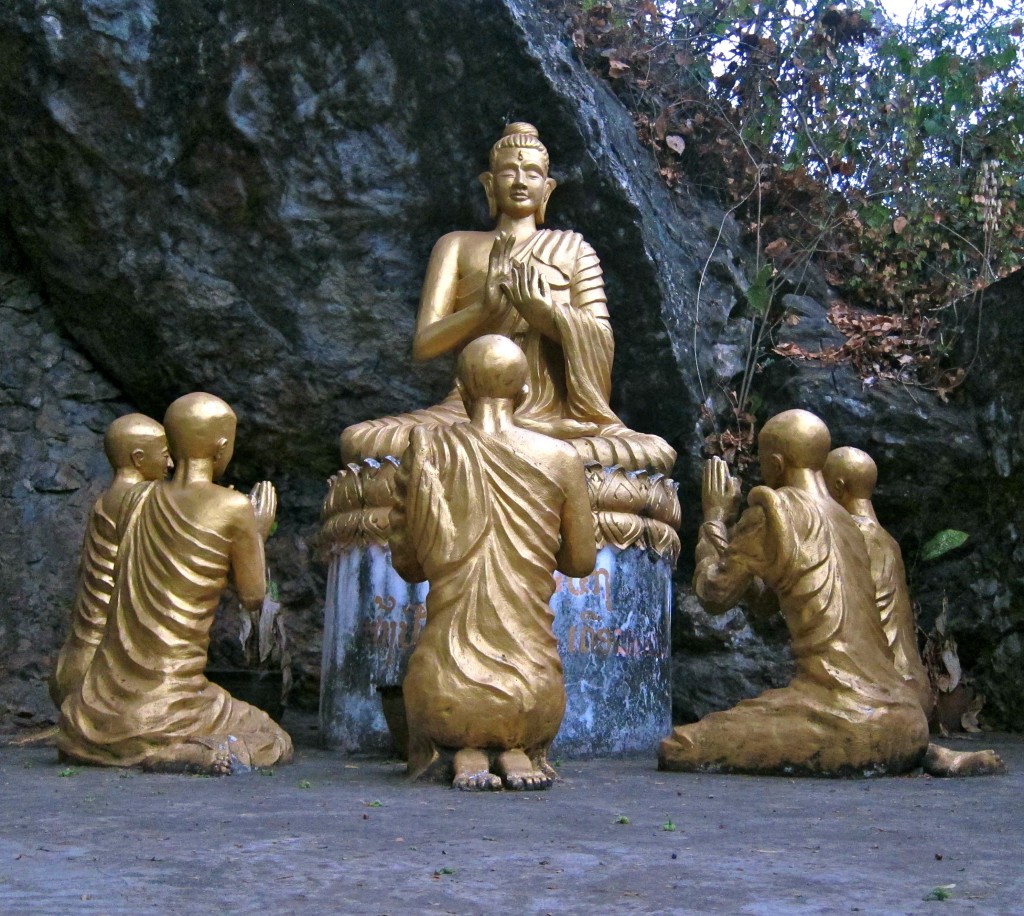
[49,496,120,709]
[342,229,675,473]
[853,515,934,717]
[58,483,292,770]
[391,423,567,779]
[660,486,929,775]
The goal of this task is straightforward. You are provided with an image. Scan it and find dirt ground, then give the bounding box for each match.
[1,720,1021,915]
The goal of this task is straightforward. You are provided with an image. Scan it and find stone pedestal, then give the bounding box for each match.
[318,460,679,758]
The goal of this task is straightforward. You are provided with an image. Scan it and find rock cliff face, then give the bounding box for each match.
[0,0,1020,730]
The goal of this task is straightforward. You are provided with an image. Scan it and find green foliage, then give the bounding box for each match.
[614,814,631,824]
[923,884,956,901]
[920,528,970,562]
[567,0,1024,366]
[662,818,677,831]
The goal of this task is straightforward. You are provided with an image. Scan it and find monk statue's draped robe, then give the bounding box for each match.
[58,483,292,771]
[852,515,934,717]
[662,486,929,775]
[391,423,567,779]
[49,497,121,708]
[342,229,675,473]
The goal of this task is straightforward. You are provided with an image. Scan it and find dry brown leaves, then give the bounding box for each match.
[772,301,967,399]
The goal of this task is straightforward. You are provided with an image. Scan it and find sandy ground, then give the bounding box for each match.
[1,720,1021,915]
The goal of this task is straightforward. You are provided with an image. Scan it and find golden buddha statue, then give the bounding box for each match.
[58,393,292,775]
[824,446,1006,777]
[49,413,172,709]
[659,409,930,776]
[390,335,596,790]
[341,122,675,475]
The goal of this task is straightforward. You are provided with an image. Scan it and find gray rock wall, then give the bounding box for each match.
[0,0,1020,731]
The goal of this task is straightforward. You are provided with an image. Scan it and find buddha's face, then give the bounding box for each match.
[490,147,551,218]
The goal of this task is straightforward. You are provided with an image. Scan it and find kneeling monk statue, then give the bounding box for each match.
[341,121,674,475]
[390,335,597,790]
[58,393,293,775]
[50,413,172,709]
[659,409,929,776]
[823,446,1005,777]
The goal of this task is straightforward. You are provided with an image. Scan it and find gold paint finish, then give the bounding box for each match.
[319,460,679,561]
[340,122,675,475]
[49,414,172,709]
[824,446,1006,777]
[389,336,596,790]
[58,393,292,775]
[659,409,930,776]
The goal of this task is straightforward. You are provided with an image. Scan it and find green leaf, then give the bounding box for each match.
[747,264,773,316]
[663,819,677,832]
[920,529,969,562]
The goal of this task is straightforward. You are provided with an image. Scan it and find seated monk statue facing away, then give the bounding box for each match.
[659,409,929,776]
[389,335,597,790]
[341,121,675,475]
[58,393,293,775]
[823,446,1006,777]
[49,413,172,709]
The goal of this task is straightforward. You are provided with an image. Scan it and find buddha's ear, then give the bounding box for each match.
[479,172,497,219]
[130,447,145,470]
[215,437,229,458]
[537,177,557,225]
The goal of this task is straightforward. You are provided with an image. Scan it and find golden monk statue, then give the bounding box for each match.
[390,335,596,790]
[341,122,675,475]
[659,409,929,775]
[824,446,1006,777]
[58,393,293,775]
[49,414,172,709]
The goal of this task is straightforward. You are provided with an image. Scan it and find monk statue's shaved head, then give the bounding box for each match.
[759,409,831,472]
[104,414,166,470]
[823,446,878,501]
[163,393,236,461]
[457,335,528,401]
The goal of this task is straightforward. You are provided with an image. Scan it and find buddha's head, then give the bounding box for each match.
[823,446,877,506]
[480,122,557,223]
[104,413,172,480]
[758,409,831,487]
[456,334,529,408]
[163,392,237,477]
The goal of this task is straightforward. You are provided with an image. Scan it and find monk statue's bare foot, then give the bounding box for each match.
[141,738,246,777]
[923,743,1008,777]
[533,752,558,781]
[452,748,501,791]
[496,748,553,791]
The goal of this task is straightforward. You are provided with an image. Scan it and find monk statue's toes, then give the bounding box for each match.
[210,751,233,777]
[496,749,552,791]
[923,743,1008,778]
[451,748,501,791]
[453,771,502,791]
[533,755,558,781]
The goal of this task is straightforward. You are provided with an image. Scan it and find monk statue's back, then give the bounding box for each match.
[58,393,292,775]
[50,413,172,709]
[389,335,596,790]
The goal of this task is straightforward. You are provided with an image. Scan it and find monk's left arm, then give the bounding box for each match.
[229,503,268,612]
